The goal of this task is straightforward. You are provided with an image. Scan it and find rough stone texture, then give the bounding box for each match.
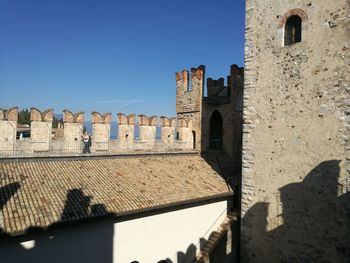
[201,65,244,166]
[0,121,17,152]
[30,108,53,152]
[91,112,112,152]
[0,107,18,152]
[92,123,110,152]
[117,124,135,150]
[30,121,52,152]
[241,1,350,262]
[176,66,205,150]
[63,110,85,152]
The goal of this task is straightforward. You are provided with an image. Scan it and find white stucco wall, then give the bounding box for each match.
[0,200,228,263]
[115,200,227,263]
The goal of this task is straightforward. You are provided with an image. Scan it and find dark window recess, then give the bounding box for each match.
[192,131,196,149]
[209,110,223,150]
[284,15,302,46]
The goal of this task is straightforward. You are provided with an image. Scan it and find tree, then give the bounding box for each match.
[17,108,30,126]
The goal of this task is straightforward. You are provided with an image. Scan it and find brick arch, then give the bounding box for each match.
[278,8,308,29]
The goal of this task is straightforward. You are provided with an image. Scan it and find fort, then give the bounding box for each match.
[0,0,349,262]
[0,64,243,161]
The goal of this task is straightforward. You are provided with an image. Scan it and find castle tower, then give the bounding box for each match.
[176,65,205,150]
[241,1,350,262]
[201,65,244,162]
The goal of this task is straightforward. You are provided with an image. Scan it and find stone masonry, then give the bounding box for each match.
[0,107,18,152]
[30,107,53,152]
[241,0,350,262]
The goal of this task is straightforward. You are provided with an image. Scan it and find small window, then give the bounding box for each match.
[284,15,302,46]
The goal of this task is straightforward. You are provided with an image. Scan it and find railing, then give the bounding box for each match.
[0,140,196,158]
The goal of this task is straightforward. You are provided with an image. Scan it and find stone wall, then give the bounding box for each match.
[0,108,197,155]
[176,65,205,151]
[63,110,85,152]
[30,108,53,152]
[242,0,350,262]
[201,65,244,164]
[92,112,112,152]
[0,107,18,152]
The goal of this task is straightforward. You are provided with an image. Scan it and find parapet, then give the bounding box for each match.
[0,107,18,121]
[92,112,112,124]
[139,114,157,126]
[30,108,54,122]
[230,64,244,77]
[117,113,135,125]
[191,65,206,80]
[63,110,85,124]
[178,118,188,128]
[176,70,189,82]
[207,78,227,98]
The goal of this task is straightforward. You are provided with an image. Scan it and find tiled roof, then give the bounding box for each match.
[0,154,232,235]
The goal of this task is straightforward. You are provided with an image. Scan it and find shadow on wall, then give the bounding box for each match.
[0,187,114,263]
[243,160,350,263]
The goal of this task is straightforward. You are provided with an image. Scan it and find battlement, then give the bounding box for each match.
[0,107,196,157]
[92,112,112,124]
[176,65,205,114]
[30,107,54,122]
[0,107,18,121]
[206,64,244,99]
[63,110,84,124]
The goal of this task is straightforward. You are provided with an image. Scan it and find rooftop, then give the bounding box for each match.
[0,153,232,236]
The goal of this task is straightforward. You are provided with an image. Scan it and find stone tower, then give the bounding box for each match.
[176,65,205,151]
[175,64,244,160]
[242,1,350,262]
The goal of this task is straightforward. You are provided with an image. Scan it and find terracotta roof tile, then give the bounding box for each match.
[0,154,232,235]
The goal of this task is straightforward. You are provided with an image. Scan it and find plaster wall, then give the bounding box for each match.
[0,200,228,263]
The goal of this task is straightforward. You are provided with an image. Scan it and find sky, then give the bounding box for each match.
[0,0,245,120]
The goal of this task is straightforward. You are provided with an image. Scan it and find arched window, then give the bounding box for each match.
[284,15,302,46]
[209,110,223,150]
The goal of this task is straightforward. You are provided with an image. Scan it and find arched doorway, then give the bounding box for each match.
[192,131,196,149]
[209,110,223,150]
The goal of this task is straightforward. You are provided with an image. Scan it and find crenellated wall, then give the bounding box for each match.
[0,107,197,155]
[30,108,53,152]
[0,107,18,152]
[160,116,176,146]
[0,64,243,157]
[201,64,244,161]
[63,110,85,152]
[92,112,112,152]
[138,114,157,149]
[117,113,135,150]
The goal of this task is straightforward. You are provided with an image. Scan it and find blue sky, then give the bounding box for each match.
[0,0,245,119]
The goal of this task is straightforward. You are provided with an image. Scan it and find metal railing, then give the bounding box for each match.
[0,140,196,158]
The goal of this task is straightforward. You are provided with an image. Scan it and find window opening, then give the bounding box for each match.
[285,15,302,46]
